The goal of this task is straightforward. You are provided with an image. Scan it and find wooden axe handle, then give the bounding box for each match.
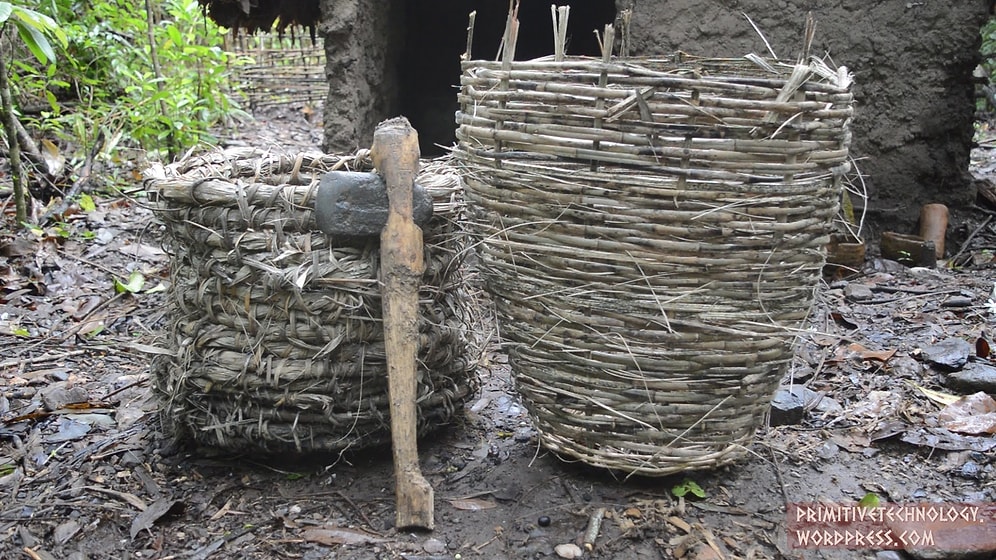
[370,117,433,531]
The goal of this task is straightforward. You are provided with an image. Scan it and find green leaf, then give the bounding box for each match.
[44,89,58,112]
[13,326,31,337]
[11,6,67,48]
[15,19,55,65]
[0,3,13,24]
[166,24,182,47]
[79,193,96,212]
[114,270,146,294]
[23,222,44,237]
[671,478,706,499]
[858,492,880,509]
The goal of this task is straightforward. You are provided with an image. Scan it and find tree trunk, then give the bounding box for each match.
[0,38,29,225]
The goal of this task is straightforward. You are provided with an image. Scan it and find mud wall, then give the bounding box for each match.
[621,0,990,239]
[318,0,990,237]
[318,0,615,156]
[318,0,402,152]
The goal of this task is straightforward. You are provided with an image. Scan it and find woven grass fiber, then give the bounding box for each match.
[147,148,482,453]
[454,16,853,475]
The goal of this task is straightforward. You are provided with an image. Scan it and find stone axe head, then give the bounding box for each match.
[314,171,433,245]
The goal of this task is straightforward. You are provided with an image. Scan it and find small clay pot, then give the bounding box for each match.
[918,203,949,259]
[880,231,936,268]
[825,233,865,276]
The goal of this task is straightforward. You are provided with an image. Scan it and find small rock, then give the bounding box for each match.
[942,296,974,308]
[921,338,972,371]
[513,427,534,443]
[888,354,923,378]
[18,526,38,547]
[958,460,982,480]
[769,388,805,426]
[770,386,843,426]
[53,520,80,544]
[315,171,433,243]
[422,537,447,554]
[909,266,946,279]
[817,441,839,460]
[804,389,844,415]
[555,543,583,559]
[844,283,875,302]
[120,450,145,468]
[40,384,89,411]
[868,258,907,274]
[944,360,996,393]
[875,552,906,560]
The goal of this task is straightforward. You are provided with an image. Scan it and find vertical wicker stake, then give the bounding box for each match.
[371,117,434,531]
[463,10,477,61]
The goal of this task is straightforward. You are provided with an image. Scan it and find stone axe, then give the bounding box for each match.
[314,117,434,530]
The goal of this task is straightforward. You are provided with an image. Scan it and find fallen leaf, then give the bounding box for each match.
[830,312,859,330]
[45,417,91,443]
[846,342,897,363]
[130,499,185,539]
[209,498,245,521]
[938,392,996,435]
[667,515,692,533]
[40,138,65,176]
[623,507,642,519]
[909,382,960,406]
[900,427,996,452]
[977,335,991,359]
[301,526,388,546]
[830,431,872,451]
[448,497,497,511]
[53,520,80,544]
[868,419,910,442]
[118,243,166,259]
[617,517,636,532]
[554,543,583,559]
[849,390,897,418]
[114,270,145,294]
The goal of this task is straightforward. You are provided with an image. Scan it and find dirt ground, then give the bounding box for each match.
[2,106,996,560]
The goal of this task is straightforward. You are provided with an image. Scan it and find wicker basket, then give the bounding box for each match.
[147,148,481,453]
[454,49,853,475]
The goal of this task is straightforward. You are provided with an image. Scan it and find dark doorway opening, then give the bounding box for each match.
[399,2,617,156]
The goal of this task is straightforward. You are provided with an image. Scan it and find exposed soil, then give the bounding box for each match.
[2,106,995,560]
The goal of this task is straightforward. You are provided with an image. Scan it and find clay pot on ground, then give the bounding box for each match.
[825,233,866,276]
[918,203,949,259]
[880,231,936,268]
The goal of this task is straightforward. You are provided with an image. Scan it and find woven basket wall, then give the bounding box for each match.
[454,54,853,475]
[147,148,481,453]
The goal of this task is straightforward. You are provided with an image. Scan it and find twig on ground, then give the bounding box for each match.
[950,214,993,265]
[0,350,87,370]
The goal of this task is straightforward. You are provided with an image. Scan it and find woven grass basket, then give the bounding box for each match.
[454,26,853,475]
[146,148,481,453]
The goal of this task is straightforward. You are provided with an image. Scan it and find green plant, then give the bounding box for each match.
[12,0,249,162]
[982,17,996,81]
[671,478,706,499]
[0,1,67,225]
